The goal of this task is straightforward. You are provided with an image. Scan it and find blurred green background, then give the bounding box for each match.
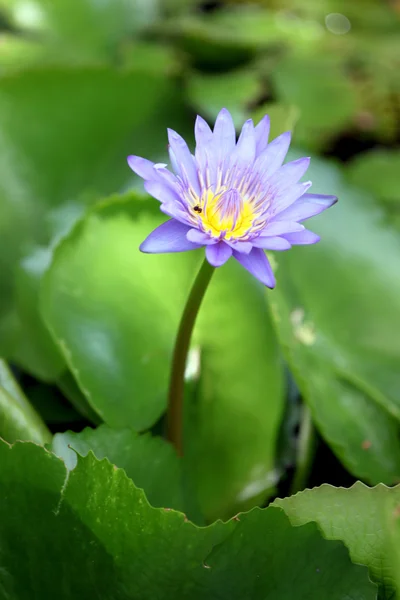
[0,0,399,521]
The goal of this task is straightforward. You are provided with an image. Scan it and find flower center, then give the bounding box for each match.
[195,189,255,240]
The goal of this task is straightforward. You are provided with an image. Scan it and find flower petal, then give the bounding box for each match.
[127,155,157,180]
[270,181,312,216]
[254,114,270,156]
[206,242,232,267]
[254,131,291,179]
[212,108,236,155]
[252,236,291,250]
[274,194,338,222]
[233,248,276,288]
[168,128,200,194]
[231,119,256,166]
[160,202,191,224]
[194,115,213,171]
[195,115,213,146]
[144,181,182,206]
[273,157,310,188]
[261,220,304,236]
[226,240,253,254]
[140,220,201,254]
[186,228,215,245]
[153,164,179,188]
[282,230,320,245]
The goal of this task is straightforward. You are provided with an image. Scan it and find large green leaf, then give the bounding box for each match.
[345,149,400,210]
[275,482,400,598]
[187,67,261,128]
[0,0,159,60]
[13,246,65,380]
[272,52,357,151]
[41,194,198,430]
[252,103,300,141]
[0,65,188,374]
[268,154,400,485]
[0,360,51,444]
[191,260,284,520]
[163,7,322,68]
[0,33,51,71]
[52,424,184,511]
[42,191,284,519]
[0,439,377,599]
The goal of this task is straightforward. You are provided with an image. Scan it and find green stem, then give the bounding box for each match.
[290,403,316,495]
[167,258,214,456]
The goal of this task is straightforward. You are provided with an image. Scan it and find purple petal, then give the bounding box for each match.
[213,108,236,155]
[160,202,191,224]
[153,165,179,188]
[282,230,320,245]
[168,129,200,194]
[274,194,338,222]
[127,155,157,180]
[231,119,256,166]
[186,228,215,245]
[194,115,213,171]
[254,131,291,179]
[195,115,213,146]
[254,114,270,156]
[144,181,182,206]
[226,240,253,254]
[270,181,312,216]
[233,248,276,288]
[251,236,291,250]
[260,221,304,236]
[140,220,201,254]
[273,157,311,188]
[206,242,232,267]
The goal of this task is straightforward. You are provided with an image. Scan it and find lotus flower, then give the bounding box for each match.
[128,108,337,287]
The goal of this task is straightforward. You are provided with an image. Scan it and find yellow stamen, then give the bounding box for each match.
[193,189,255,240]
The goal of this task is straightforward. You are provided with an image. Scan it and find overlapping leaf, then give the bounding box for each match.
[0,439,377,599]
[0,360,51,444]
[268,153,400,485]
[52,425,184,512]
[275,482,400,597]
[0,65,188,375]
[41,191,285,519]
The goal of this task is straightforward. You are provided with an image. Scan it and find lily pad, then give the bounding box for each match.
[0,439,377,599]
[268,153,400,485]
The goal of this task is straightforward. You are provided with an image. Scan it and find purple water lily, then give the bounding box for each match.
[128,108,337,288]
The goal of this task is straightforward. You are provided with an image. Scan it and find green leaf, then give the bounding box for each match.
[187,68,261,128]
[252,103,300,140]
[52,424,184,511]
[13,246,65,380]
[163,7,322,69]
[0,33,50,71]
[0,65,188,372]
[190,260,285,520]
[56,371,102,425]
[42,192,285,519]
[0,360,51,444]
[268,153,400,485]
[274,482,400,597]
[272,53,357,151]
[202,507,376,600]
[0,0,159,61]
[0,439,377,599]
[41,193,198,430]
[387,500,400,598]
[345,149,400,209]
